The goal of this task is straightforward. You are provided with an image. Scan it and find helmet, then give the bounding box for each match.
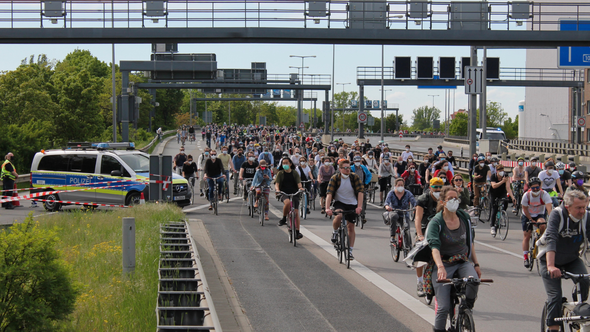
[545,161,555,168]
[529,177,542,187]
[569,162,577,168]
[531,156,539,162]
[491,157,499,162]
[477,156,485,162]
[556,162,565,169]
[572,171,585,179]
[353,156,362,162]
[517,157,525,162]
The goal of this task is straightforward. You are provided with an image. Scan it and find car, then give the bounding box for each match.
[30,142,191,211]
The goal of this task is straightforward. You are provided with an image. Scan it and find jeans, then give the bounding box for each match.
[206,177,225,202]
[176,165,183,176]
[433,262,479,330]
[541,258,589,327]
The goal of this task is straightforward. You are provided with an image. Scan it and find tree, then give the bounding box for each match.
[385,113,404,132]
[476,101,508,128]
[275,105,297,126]
[411,106,441,130]
[449,112,468,136]
[155,89,184,129]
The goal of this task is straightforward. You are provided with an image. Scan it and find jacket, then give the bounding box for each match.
[350,164,372,186]
[251,168,273,188]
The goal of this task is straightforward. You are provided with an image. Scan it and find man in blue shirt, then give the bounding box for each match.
[231,149,246,195]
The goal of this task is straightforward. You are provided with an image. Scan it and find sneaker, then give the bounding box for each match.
[362,218,367,225]
[348,251,354,261]
[331,232,338,243]
[417,281,425,297]
[490,227,496,236]
[321,209,325,214]
[512,208,517,213]
[200,192,204,197]
[265,214,269,220]
[208,205,213,211]
[524,254,530,268]
[278,217,287,226]
[379,202,383,206]
[390,236,396,244]
[296,231,303,240]
[306,208,310,214]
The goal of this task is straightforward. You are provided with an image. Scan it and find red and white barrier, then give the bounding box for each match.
[30,198,130,208]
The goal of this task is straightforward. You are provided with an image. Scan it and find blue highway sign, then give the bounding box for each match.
[558,20,590,68]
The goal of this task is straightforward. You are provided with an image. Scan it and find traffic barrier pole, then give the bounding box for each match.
[122,217,136,275]
[12,183,19,207]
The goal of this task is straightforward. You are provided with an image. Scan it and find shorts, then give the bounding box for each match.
[319,182,329,197]
[379,176,391,192]
[281,193,300,210]
[333,201,357,223]
[521,214,546,232]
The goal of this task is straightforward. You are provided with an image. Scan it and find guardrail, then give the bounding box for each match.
[507,139,590,157]
[139,130,176,153]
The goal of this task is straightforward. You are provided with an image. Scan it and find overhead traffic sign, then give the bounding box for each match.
[357,112,368,124]
[558,20,590,68]
[464,66,483,94]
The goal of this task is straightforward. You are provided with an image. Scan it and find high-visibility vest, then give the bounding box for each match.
[1,160,15,180]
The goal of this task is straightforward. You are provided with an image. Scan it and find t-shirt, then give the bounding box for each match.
[539,170,560,191]
[334,177,357,205]
[521,190,551,217]
[218,153,232,171]
[204,159,225,178]
[560,170,572,189]
[439,219,468,257]
[401,151,414,161]
[394,161,407,176]
[241,161,259,179]
[472,164,490,184]
[490,174,508,197]
[174,153,187,166]
[525,166,541,179]
[277,170,301,194]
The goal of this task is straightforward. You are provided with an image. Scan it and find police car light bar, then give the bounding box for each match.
[66,142,135,150]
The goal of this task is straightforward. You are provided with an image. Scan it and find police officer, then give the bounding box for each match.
[2,152,18,209]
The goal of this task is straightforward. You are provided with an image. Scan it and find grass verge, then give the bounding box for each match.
[35,203,185,331]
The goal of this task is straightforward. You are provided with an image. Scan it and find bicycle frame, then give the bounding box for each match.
[440,277,493,332]
[332,209,356,268]
[549,271,590,332]
[277,190,303,246]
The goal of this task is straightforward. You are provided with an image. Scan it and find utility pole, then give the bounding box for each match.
[468,46,478,157]
[290,55,315,131]
[336,82,351,132]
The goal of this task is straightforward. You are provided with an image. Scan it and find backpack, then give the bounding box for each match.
[537,206,589,263]
[525,190,545,206]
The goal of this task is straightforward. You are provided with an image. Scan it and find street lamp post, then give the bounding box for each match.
[336,82,351,132]
[428,94,439,108]
[379,88,392,138]
[290,55,315,131]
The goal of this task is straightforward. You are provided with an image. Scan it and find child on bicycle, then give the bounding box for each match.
[489,164,516,236]
[384,178,416,244]
[250,160,272,221]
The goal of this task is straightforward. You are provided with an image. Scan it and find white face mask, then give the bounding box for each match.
[395,186,404,193]
[546,169,553,175]
[446,198,460,213]
[532,162,537,167]
[223,151,228,154]
[479,163,485,167]
[324,162,330,167]
[341,173,349,179]
[442,166,448,171]
[354,162,361,167]
[432,191,441,200]
[301,162,307,167]
[498,171,505,177]
[369,155,373,159]
[531,191,541,197]
[211,155,217,160]
[248,157,255,162]
[406,148,410,152]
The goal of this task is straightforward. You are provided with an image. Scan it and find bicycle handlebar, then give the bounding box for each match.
[386,207,416,212]
[276,190,304,197]
[438,277,493,284]
[331,209,357,214]
[562,271,590,280]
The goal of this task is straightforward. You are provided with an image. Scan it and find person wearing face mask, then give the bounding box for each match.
[319,157,336,214]
[401,145,414,161]
[452,175,470,210]
[380,147,392,166]
[472,156,491,211]
[521,177,552,269]
[393,156,407,178]
[419,157,431,188]
[275,158,304,239]
[525,156,541,185]
[433,160,452,185]
[446,150,456,167]
[173,147,187,176]
[539,161,564,207]
[296,157,315,214]
[539,190,590,332]
[400,163,422,187]
[468,154,479,190]
[239,152,259,201]
[566,171,588,197]
[569,162,578,174]
[197,148,212,197]
[182,155,199,189]
[384,178,417,244]
[250,160,272,221]
[291,149,302,167]
[351,155,372,224]
[363,151,378,172]
[231,149,246,195]
[489,164,516,236]
[426,186,481,332]
[556,162,572,190]
[328,145,339,159]
[258,145,274,167]
[414,177,444,297]
[218,147,233,196]
[378,157,395,206]
[512,157,527,192]
[203,150,226,210]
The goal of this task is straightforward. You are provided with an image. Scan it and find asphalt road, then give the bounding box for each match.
[1,135,563,331]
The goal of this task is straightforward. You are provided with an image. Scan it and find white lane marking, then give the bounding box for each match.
[368,202,382,209]
[267,204,435,326]
[474,240,522,259]
[184,197,241,212]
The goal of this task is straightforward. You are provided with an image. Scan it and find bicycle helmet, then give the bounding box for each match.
[477,156,485,162]
[556,162,565,169]
[491,157,499,162]
[569,162,577,169]
[353,155,362,162]
[572,171,585,179]
[528,177,542,187]
[545,161,555,168]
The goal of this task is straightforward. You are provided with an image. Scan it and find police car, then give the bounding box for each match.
[30,142,191,211]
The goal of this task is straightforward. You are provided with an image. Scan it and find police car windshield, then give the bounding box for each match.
[487,132,506,140]
[119,154,150,173]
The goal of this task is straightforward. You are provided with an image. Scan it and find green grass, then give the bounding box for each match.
[34,203,185,331]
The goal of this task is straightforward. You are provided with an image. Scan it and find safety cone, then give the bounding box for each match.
[12,183,19,207]
[140,192,146,205]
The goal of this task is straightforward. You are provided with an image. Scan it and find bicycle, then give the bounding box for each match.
[277,190,304,247]
[491,197,511,241]
[438,277,493,332]
[355,189,369,229]
[542,271,590,332]
[244,179,255,218]
[512,180,525,217]
[385,208,415,262]
[255,184,271,226]
[475,184,491,223]
[525,220,547,276]
[332,209,357,269]
[309,181,317,211]
[207,176,224,216]
[366,181,377,204]
[300,180,313,220]
[234,171,243,197]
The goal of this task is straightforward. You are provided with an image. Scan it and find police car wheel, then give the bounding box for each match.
[43,193,62,212]
[125,192,141,206]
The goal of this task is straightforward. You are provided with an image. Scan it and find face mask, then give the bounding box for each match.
[249,157,255,162]
[238,153,243,156]
[354,162,361,167]
[211,155,217,160]
[301,162,307,167]
[223,151,228,154]
[432,191,441,200]
[577,179,585,186]
[260,167,266,170]
[518,162,524,166]
[531,191,541,197]
[341,173,349,179]
[331,149,335,152]
[570,213,581,223]
[532,162,537,167]
[442,166,448,171]
[558,170,564,175]
[324,162,330,167]
[498,171,504,177]
[282,165,290,171]
[395,186,404,193]
[406,148,410,152]
[409,168,415,172]
[446,199,460,213]
[547,169,553,175]
[205,152,210,157]
[479,163,485,167]
[408,159,413,163]
[486,156,491,160]
[327,162,333,166]
[440,158,445,161]
[369,155,373,159]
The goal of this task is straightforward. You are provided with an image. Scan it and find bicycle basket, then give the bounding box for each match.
[408,184,423,196]
[382,211,399,226]
[573,303,590,316]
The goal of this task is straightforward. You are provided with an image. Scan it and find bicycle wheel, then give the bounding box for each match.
[527,236,535,272]
[371,188,376,203]
[456,309,475,332]
[403,228,413,258]
[346,228,351,269]
[288,212,294,244]
[249,192,255,219]
[541,302,548,332]
[498,210,509,241]
[291,212,297,247]
[213,189,218,216]
[337,228,343,264]
[259,196,265,226]
[340,228,348,264]
[301,193,308,220]
[225,182,230,203]
[391,228,401,262]
[479,197,491,222]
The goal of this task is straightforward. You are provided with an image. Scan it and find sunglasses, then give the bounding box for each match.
[454,179,463,182]
[431,185,442,189]
[340,166,351,170]
[531,186,541,191]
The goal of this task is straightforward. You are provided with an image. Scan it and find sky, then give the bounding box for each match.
[0,43,527,124]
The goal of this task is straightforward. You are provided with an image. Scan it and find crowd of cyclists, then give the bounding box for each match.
[171,123,590,332]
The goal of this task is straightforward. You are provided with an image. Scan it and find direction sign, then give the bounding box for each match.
[357,112,368,124]
[578,117,586,127]
[558,20,590,68]
[464,66,483,94]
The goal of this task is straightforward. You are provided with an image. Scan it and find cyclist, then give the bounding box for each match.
[525,156,541,185]
[173,147,187,176]
[197,148,211,197]
[401,144,414,161]
[539,161,564,207]
[188,125,195,141]
[539,189,590,331]
[419,156,431,188]
[203,150,226,211]
[275,157,304,239]
[239,151,259,201]
[218,146,233,195]
[378,157,395,206]
[272,144,283,170]
[489,164,516,236]
[521,177,552,268]
[566,171,588,197]
[384,178,417,244]
[393,155,407,178]
[351,155,372,224]
[182,155,199,190]
[511,157,527,213]
[319,156,335,214]
[231,149,246,195]
[363,151,378,171]
[326,159,364,261]
[414,177,444,297]
[472,156,491,211]
[557,162,572,190]
[251,160,272,221]
[452,174,470,210]
[296,156,315,214]
[426,186,481,332]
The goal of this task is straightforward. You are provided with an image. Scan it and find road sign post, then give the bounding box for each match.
[577,116,586,127]
[357,111,368,124]
[464,66,483,94]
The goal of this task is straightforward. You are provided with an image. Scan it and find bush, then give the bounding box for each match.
[0,213,79,331]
